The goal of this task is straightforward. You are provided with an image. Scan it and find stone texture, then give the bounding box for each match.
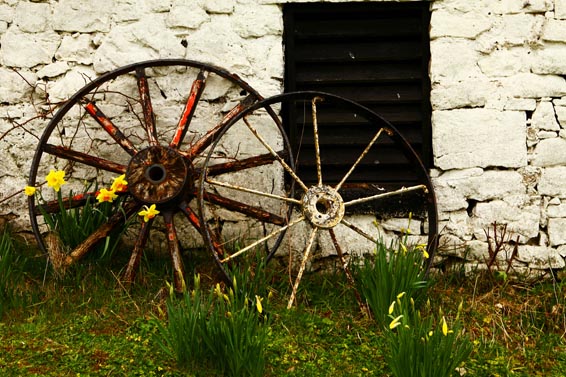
[472,200,540,243]
[531,100,560,131]
[517,245,565,269]
[13,1,50,33]
[52,0,112,32]
[532,138,566,167]
[166,2,209,29]
[432,109,527,170]
[542,19,566,41]
[203,0,235,13]
[0,29,61,68]
[36,62,70,78]
[547,202,566,218]
[538,166,566,196]
[548,218,566,246]
[478,47,530,77]
[430,80,494,110]
[430,9,492,39]
[500,73,566,98]
[55,34,95,65]
[556,0,566,19]
[531,44,566,75]
[233,4,282,38]
[0,68,37,103]
[430,39,483,84]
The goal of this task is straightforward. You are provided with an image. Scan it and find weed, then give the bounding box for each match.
[0,228,26,317]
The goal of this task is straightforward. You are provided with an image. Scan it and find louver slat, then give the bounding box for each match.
[284,2,431,187]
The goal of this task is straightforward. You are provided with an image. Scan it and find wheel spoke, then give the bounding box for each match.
[340,219,378,244]
[123,219,152,285]
[344,184,428,207]
[206,151,287,177]
[201,189,288,225]
[34,192,96,215]
[334,128,387,192]
[43,144,126,174]
[311,97,323,186]
[328,229,368,315]
[243,116,309,192]
[83,101,138,155]
[170,70,208,149]
[205,177,301,205]
[135,67,159,146]
[163,211,186,292]
[287,227,318,309]
[182,94,257,159]
[62,201,139,266]
[220,216,305,263]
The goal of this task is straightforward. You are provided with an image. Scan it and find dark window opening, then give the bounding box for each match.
[283,2,432,196]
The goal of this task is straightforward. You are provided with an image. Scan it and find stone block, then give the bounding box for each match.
[538,166,566,196]
[0,4,13,23]
[166,3,209,29]
[432,109,527,170]
[501,0,553,13]
[55,34,95,65]
[52,0,112,33]
[531,100,560,131]
[555,105,566,127]
[233,4,282,38]
[478,47,530,77]
[517,245,565,269]
[430,39,483,84]
[504,98,537,111]
[531,44,566,75]
[0,29,60,68]
[430,9,492,39]
[36,62,70,79]
[472,200,540,243]
[556,0,566,19]
[532,138,566,166]
[451,170,526,201]
[430,80,493,110]
[548,218,566,246]
[45,67,97,103]
[542,19,566,41]
[0,68,37,103]
[500,73,566,98]
[547,202,566,218]
[203,0,235,14]
[14,1,50,33]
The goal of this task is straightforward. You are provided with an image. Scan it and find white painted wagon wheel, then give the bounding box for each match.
[27,59,286,291]
[198,91,437,308]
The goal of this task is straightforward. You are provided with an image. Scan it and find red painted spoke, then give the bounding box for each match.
[206,151,286,177]
[201,189,287,225]
[170,70,207,149]
[136,67,159,146]
[180,204,228,260]
[181,94,257,159]
[123,219,152,285]
[163,211,186,292]
[43,144,126,175]
[84,101,138,155]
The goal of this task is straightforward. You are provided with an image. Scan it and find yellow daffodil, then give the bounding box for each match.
[388,301,396,315]
[111,174,128,193]
[24,186,36,196]
[397,292,406,300]
[389,315,403,330]
[255,295,263,314]
[441,316,453,336]
[138,204,159,222]
[45,169,67,192]
[96,188,118,203]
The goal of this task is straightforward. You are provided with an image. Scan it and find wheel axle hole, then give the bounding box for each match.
[146,164,166,184]
[316,198,332,214]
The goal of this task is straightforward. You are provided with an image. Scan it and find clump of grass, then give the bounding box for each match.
[386,293,473,377]
[0,228,26,317]
[155,275,270,377]
[354,237,429,326]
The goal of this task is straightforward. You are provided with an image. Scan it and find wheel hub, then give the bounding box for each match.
[301,185,345,228]
[126,146,190,204]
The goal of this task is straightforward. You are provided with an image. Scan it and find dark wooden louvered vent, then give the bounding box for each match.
[283,2,432,189]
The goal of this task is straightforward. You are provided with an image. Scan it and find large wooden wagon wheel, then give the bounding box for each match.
[198,91,438,308]
[27,59,288,291]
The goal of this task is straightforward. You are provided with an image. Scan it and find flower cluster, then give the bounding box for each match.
[138,204,159,222]
[96,174,128,203]
[25,169,68,196]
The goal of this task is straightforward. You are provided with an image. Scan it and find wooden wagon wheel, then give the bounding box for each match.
[27,59,287,291]
[198,91,438,308]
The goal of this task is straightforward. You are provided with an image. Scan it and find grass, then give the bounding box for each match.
[1,230,565,376]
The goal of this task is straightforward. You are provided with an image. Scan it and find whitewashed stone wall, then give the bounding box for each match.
[1,0,566,272]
